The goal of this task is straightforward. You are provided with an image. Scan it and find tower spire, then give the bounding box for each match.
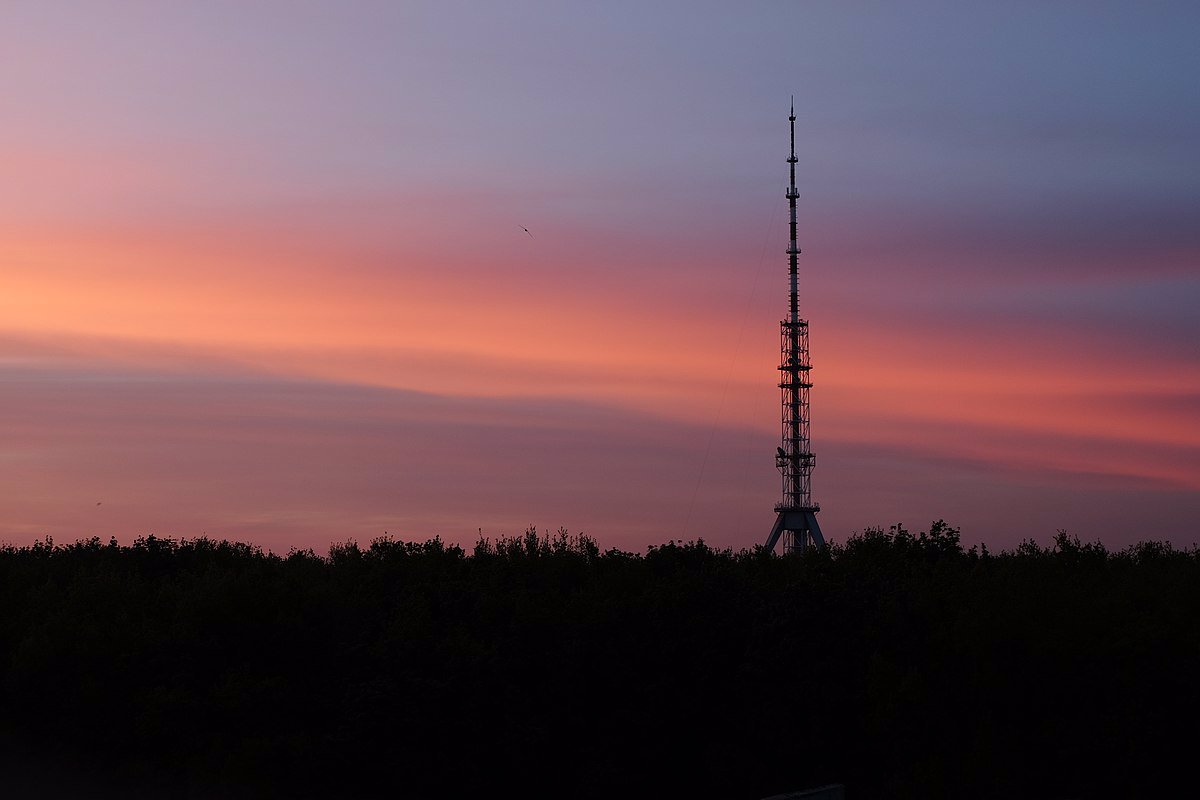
[766,99,825,554]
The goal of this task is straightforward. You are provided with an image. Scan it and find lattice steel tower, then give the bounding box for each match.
[765,99,825,554]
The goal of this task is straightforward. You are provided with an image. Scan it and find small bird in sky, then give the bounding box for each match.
[519,225,533,238]
[96,501,102,506]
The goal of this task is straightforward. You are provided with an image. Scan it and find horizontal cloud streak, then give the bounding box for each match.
[2,347,1196,552]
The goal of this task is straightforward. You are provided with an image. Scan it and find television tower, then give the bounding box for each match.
[765,99,825,554]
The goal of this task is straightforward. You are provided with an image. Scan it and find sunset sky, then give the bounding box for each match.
[2,1,1197,552]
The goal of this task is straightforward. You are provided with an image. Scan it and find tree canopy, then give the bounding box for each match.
[1,524,1195,798]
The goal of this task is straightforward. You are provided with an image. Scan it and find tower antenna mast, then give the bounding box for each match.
[766,97,825,554]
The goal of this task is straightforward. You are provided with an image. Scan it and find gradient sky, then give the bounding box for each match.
[2,1,1197,552]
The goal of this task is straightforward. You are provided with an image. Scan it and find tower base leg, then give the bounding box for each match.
[765,508,824,554]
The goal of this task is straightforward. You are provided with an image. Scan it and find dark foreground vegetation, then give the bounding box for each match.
[1,522,1196,799]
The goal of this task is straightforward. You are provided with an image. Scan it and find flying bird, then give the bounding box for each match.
[519,225,533,238]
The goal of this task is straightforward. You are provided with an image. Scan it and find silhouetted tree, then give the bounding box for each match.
[0,524,1195,798]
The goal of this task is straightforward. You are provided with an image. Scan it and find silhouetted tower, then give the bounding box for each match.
[765,99,825,554]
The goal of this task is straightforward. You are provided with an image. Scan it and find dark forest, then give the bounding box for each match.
[1,523,1195,798]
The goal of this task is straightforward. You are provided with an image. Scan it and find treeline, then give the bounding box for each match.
[0,523,1196,798]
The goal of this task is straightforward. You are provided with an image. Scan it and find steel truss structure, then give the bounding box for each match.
[765,100,825,554]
